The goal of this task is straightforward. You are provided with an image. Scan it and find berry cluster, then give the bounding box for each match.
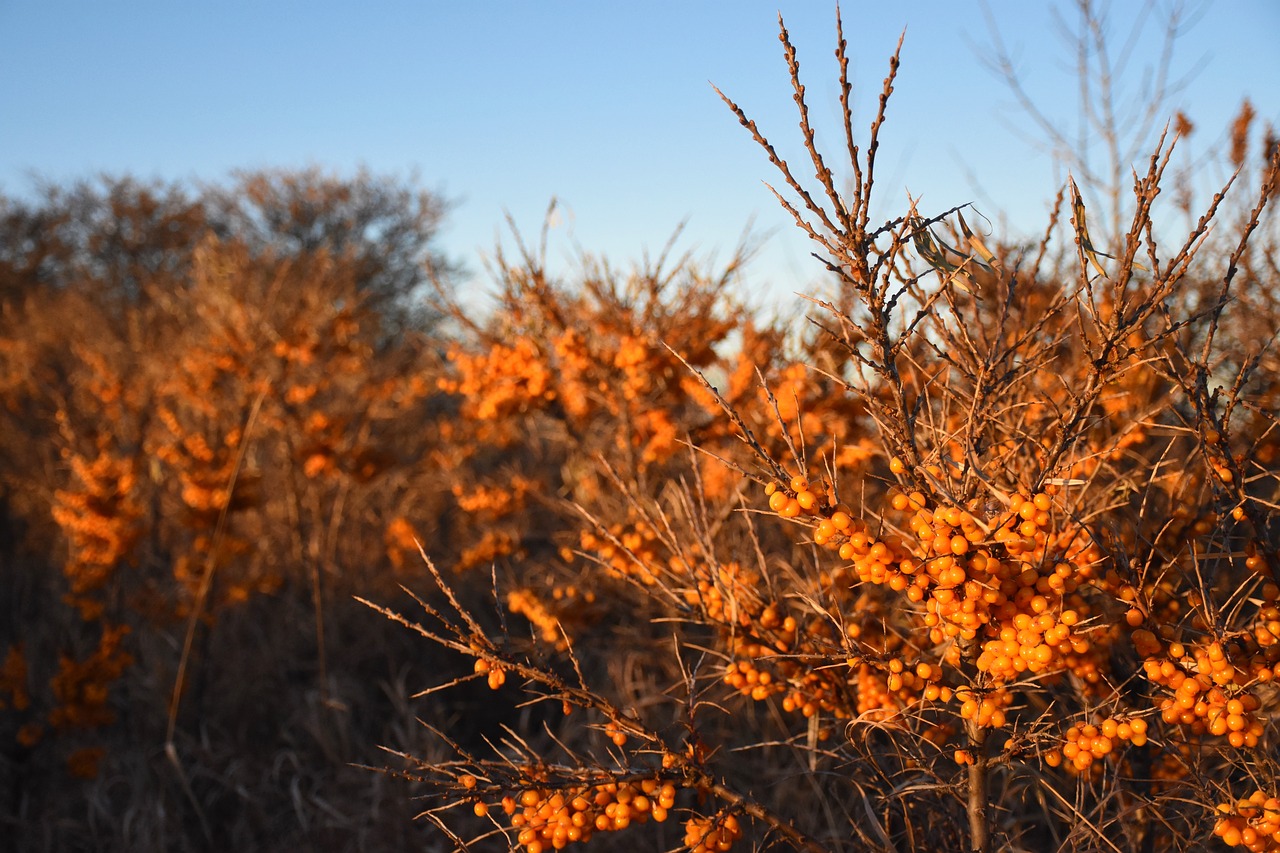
[506,585,597,651]
[579,522,662,586]
[953,685,1013,730]
[684,561,765,628]
[456,529,518,572]
[757,473,1122,734]
[473,658,508,691]
[1042,717,1148,773]
[439,338,555,423]
[475,778,678,852]
[1136,634,1266,747]
[1215,791,1280,851]
[683,811,743,852]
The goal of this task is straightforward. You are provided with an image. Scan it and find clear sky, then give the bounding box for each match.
[2,1,1277,306]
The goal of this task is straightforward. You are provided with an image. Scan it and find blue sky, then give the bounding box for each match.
[2,1,1277,306]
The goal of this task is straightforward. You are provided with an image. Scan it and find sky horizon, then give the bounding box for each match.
[2,1,1278,309]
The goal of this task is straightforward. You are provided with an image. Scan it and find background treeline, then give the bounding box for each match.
[0,170,468,850]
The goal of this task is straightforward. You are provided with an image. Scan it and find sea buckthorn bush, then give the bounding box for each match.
[371,11,1280,853]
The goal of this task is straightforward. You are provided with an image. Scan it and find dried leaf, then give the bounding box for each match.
[1068,175,1113,278]
[957,211,999,269]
